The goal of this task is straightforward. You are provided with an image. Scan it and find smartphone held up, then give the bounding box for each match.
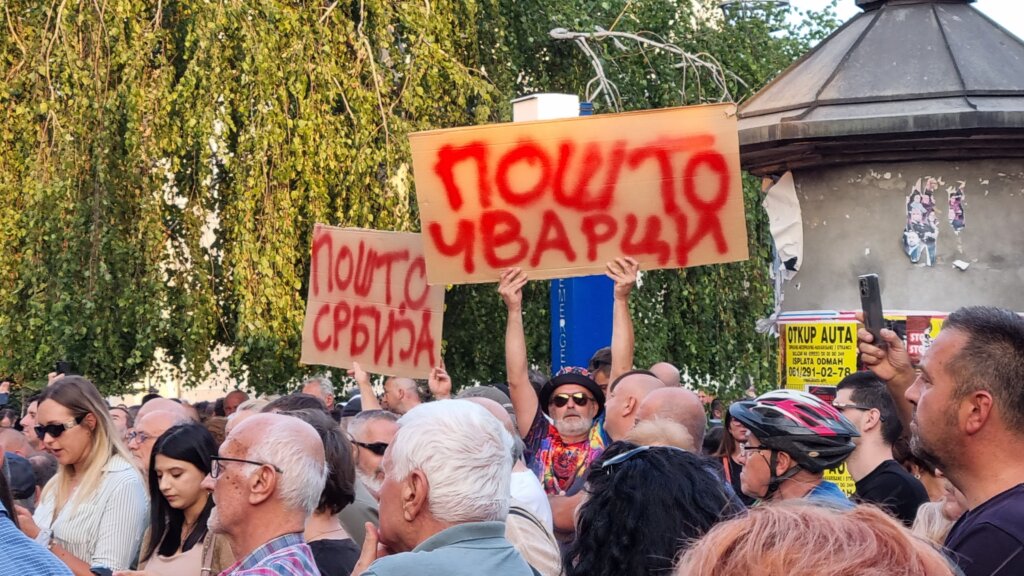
[859,274,886,351]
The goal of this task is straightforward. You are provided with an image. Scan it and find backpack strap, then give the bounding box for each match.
[509,504,557,575]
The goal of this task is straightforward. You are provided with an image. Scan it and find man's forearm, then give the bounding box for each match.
[610,295,634,381]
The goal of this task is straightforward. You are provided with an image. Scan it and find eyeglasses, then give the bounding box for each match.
[550,392,595,408]
[600,445,686,470]
[740,444,774,457]
[35,414,86,440]
[209,456,283,478]
[350,437,389,456]
[832,402,873,412]
[127,430,153,444]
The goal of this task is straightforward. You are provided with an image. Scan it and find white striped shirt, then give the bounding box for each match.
[33,453,149,571]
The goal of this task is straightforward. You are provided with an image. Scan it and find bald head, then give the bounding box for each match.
[0,427,32,456]
[130,410,189,471]
[383,377,422,415]
[649,362,681,387]
[224,390,249,416]
[604,372,666,441]
[463,397,515,436]
[462,397,527,466]
[136,398,190,421]
[635,387,707,446]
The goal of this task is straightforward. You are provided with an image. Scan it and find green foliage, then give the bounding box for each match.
[1,0,837,398]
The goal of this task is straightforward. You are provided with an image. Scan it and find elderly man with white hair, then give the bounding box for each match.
[201,412,327,575]
[353,401,535,576]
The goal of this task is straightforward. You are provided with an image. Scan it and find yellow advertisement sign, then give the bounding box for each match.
[784,323,858,386]
[824,461,857,496]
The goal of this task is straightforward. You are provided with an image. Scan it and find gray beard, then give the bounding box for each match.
[357,468,384,495]
[554,416,594,438]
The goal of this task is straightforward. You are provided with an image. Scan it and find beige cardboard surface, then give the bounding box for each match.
[300,225,444,378]
[409,103,749,284]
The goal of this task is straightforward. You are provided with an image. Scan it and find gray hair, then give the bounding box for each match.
[302,375,335,397]
[347,409,399,437]
[386,401,513,524]
[245,418,327,516]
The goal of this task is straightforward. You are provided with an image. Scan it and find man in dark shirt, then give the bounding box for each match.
[859,306,1024,576]
[835,372,928,525]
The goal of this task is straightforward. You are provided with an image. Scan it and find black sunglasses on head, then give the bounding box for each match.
[351,438,389,456]
[550,392,595,408]
[35,414,86,440]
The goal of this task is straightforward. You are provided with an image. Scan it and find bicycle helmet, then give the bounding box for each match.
[730,390,858,497]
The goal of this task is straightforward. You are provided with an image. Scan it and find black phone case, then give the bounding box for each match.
[859,274,885,349]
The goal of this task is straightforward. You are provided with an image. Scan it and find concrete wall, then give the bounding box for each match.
[782,159,1024,312]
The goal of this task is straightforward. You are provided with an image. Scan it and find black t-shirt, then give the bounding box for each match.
[945,483,1024,576]
[310,538,361,576]
[852,459,929,526]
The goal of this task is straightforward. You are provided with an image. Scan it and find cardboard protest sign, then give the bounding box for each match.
[300,225,444,378]
[409,104,748,284]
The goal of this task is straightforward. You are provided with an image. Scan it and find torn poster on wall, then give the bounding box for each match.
[948,181,965,233]
[902,177,942,266]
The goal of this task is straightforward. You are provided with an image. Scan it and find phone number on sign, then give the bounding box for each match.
[787,366,853,380]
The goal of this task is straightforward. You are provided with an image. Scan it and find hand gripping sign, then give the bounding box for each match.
[300,225,444,379]
[409,103,748,284]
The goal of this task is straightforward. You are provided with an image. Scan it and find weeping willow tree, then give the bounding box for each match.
[0,0,837,396]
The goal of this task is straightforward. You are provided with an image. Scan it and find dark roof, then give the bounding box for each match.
[738,0,1024,174]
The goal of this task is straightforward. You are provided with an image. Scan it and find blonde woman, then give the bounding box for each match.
[16,376,148,574]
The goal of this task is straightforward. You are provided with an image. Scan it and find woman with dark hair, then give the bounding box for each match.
[114,423,232,576]
[713,409,756,507]
[564,441,743,576]
[281,409,359,576]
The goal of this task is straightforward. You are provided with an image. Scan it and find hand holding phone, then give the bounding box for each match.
[859,274,886,350]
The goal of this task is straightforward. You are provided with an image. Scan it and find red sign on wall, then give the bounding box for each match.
[408,104,749,284]
[300,225,444,378]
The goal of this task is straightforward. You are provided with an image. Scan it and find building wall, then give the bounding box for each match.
[782,159,1024,312]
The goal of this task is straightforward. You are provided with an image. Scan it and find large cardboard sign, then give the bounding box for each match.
[409,104,748,284]
[300,225,444,378]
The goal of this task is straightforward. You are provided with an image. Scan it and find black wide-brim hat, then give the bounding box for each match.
[538,370,605,417]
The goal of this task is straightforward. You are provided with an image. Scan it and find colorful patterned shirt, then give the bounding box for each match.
[524,407,610,495]
[218,533,320,576]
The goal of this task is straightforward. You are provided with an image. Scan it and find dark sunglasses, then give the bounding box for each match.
[351,439,389,456]
[35,414,87,440]
[550,392,594,408]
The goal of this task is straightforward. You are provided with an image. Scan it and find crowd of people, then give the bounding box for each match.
[1,257,1023,575]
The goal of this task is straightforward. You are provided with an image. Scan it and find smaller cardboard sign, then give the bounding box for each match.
[784,323,858,386]
[300,225,444,379]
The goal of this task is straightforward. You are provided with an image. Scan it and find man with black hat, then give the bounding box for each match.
[499,258,638,543]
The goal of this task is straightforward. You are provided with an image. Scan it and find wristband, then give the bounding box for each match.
[34,528,52,547]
